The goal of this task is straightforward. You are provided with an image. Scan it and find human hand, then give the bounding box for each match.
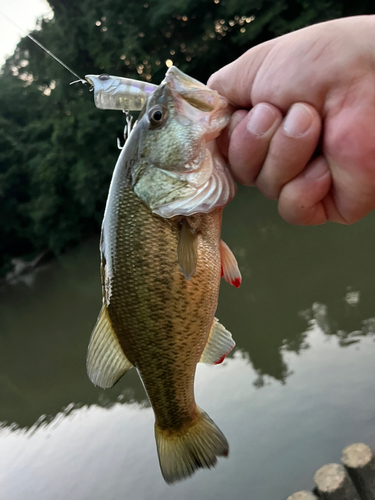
[208,16,375,225]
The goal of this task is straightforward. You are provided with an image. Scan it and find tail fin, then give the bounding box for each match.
[155,407,229,484]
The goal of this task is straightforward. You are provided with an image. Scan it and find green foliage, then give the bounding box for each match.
[0,0,374,275]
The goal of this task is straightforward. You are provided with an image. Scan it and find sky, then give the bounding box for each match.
[0,0,52,66]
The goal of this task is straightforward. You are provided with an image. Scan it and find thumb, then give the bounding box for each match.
[207,41,275,108]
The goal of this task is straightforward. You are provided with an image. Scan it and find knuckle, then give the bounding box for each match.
[279,195,306,224]
[279,202,324,226]
[255,176,279,200]
[327,113,375,182]
[278,182,326,226]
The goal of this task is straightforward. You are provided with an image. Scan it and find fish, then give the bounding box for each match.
[86,66,242,484]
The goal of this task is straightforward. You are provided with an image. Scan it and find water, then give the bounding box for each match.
[1,186,375,500]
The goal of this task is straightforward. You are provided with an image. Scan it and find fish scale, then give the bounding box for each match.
[106,185,222,429]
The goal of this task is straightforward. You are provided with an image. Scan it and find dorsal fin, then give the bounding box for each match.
[177,219,198,280]
[87,305,133,388]
[220,240,242,288]
[200,318,235,364]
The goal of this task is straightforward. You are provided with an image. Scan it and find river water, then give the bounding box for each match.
[1,186,375,500]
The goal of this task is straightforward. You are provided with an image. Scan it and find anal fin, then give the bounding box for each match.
[220,240,242,288]
[87,305,133,389]
[200,318,235,365]
[177,219,198,280]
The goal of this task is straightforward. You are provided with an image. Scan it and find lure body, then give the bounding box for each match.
[85,74,157,111]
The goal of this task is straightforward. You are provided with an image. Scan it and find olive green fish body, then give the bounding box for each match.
[104,182,222,430]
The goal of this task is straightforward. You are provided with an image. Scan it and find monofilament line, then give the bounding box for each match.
[0,10,86,84]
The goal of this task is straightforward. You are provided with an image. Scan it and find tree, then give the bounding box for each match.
[0,0,374,276]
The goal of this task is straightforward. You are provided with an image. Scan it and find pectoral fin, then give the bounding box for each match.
[177,219,198,280]
[200,318,235,364]
[220,240,242,288]
[87,305,133,389]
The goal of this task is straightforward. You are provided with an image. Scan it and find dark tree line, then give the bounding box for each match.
[0,0,374,276]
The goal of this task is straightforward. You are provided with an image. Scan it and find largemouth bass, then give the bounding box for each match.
[87,67,242,484]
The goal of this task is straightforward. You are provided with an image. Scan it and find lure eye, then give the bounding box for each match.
[149,106,168,128]
[99,74,110,81]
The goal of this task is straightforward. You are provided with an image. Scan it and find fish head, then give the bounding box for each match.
[122,66,236,217]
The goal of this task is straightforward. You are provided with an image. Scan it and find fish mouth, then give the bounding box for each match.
[162,66,231,142]
[164,66,228,113]
[164,66,207,92]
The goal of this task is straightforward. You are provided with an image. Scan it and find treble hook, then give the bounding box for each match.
[117,110,134,150]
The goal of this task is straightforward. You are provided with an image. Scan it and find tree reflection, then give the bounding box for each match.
[218,187,375,386]
[2,190,375,429]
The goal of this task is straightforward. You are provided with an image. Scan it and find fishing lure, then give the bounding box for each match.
[85,74,157,111]
[85,74,158,147]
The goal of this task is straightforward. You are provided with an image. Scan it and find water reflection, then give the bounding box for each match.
[218,188,375,385]
[2,186,375,498]
[2,186,375,429]
[1,327,375,500]
[0,240,148,429]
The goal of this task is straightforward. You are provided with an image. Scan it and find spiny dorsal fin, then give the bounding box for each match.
[155,406,228,484]
[177,219,198,280]
[200,317,235,365]
[87,305,133,388]
[220,240,242,288]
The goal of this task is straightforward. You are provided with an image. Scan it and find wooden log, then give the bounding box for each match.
[314,463,361,500]
[286,492,318,500]
[341,443,375,500]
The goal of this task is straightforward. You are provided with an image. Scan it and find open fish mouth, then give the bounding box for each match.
[162,66,231,144]
[164,66,228,114]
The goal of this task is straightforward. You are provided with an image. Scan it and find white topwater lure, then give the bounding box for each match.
[85,74,157,111]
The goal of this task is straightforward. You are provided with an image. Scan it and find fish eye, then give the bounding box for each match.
[152,110,163,121]
[99,74,110,81]
[149,106,168,128]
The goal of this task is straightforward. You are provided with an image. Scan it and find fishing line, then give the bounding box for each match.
[0,10,86,85]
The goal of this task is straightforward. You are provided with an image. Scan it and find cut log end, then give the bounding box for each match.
[341,443,373,469]
[314,463,346,492]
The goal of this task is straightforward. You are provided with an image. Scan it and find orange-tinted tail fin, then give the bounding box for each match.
[155,407,229,484]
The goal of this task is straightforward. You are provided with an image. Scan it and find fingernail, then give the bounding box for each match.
[283,103,314,137]
[247,104,277,136]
